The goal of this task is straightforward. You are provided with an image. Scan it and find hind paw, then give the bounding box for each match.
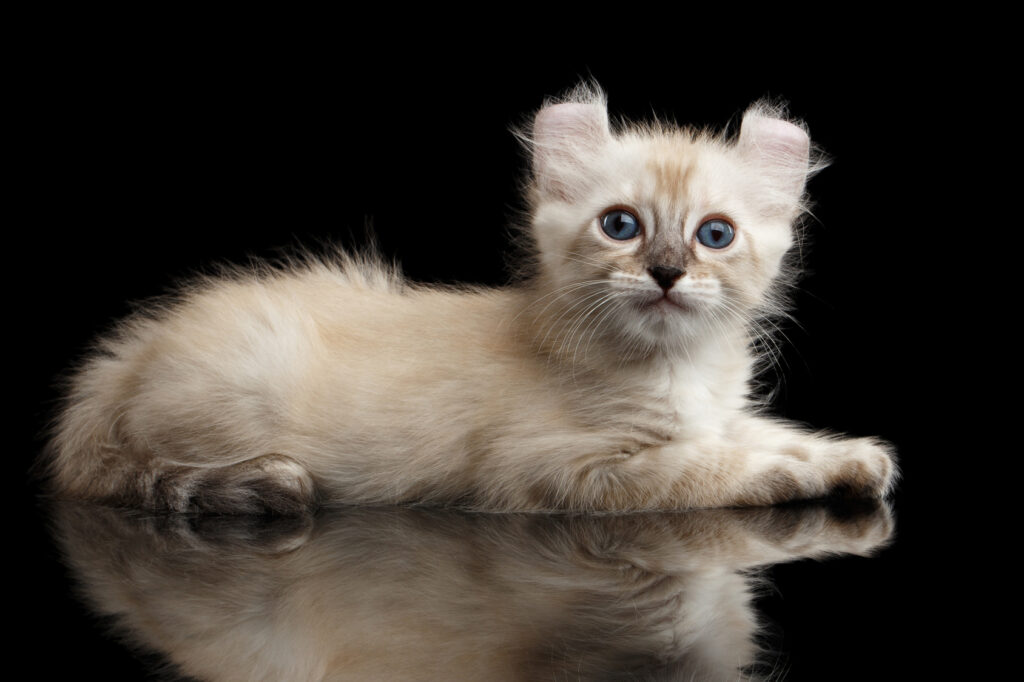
[154,456,318,514]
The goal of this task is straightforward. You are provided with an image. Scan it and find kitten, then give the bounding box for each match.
[53,500,894,681]
[47,84,897,512]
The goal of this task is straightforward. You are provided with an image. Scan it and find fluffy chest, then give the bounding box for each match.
[574,355,748,450]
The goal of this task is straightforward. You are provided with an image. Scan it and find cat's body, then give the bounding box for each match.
[48,85,897,512]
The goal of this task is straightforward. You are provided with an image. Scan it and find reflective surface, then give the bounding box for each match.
[50,500,893,681]
[15,31,987,680]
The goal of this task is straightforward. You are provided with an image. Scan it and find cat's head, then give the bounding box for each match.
[521,84,823,359]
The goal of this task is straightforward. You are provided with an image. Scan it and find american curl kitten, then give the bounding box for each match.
[48,85,898,513]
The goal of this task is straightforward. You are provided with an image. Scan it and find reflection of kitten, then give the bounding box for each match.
[54,500,894,681]
[48,84,896,512]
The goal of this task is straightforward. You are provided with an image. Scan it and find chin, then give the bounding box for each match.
[616,303,705,352]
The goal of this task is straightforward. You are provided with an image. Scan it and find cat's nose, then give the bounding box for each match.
[648,266,684,291]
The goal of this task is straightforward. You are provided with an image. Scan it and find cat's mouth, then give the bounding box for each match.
[639,293,690,315]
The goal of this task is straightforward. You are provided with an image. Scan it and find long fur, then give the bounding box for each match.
[45,84,896,513]
[54,500,894,681]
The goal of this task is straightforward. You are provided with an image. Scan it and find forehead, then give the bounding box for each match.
[645,137,697,197]
[620,135,746,222]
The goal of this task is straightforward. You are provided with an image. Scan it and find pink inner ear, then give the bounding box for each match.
[738,113,812,207]
[532,102,610,200]
[741,117,809,161]
[534,103,609,146]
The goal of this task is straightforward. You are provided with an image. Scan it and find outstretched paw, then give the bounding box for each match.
[827,438,898,499]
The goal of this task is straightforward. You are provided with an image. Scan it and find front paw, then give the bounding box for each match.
[828,437,898,499]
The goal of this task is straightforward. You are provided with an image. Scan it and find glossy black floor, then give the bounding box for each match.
[15,27,994,680]
[21,484,950,680]
[34,497,898,681]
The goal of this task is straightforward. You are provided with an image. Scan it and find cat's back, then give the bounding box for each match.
[50,252,529,501]
[92,256,401,389]
[82,255,530,437]
[96,254,525,400]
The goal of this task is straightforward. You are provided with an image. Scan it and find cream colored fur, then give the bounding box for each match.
[48,85,897,512]
[54,500,894,681]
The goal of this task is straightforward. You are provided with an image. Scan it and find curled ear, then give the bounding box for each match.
[530,93,612,201]
[738,103,816,213]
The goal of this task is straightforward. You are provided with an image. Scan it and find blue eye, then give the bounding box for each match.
[696,219,735,249]
[600,210,641,241]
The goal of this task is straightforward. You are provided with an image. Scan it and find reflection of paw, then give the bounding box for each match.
[829,438,898,499]
[823,498,895,555]
[728,499,894,562]
[182,514,316,554]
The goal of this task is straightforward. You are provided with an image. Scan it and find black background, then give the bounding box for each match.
[14,16,997,680]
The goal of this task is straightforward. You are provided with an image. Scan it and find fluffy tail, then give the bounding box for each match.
[46,345,150,504]
[47,340,316,514]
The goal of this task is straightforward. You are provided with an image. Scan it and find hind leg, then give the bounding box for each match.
[151,455,318,514]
